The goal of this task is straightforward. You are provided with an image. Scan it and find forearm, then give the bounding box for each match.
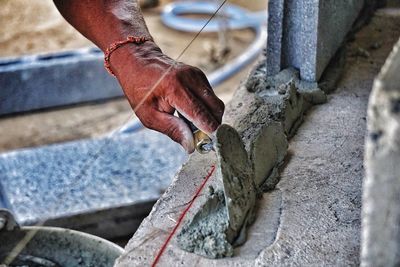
[53,0,153,51]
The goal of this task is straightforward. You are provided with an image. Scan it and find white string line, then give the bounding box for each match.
[2,1,227,265]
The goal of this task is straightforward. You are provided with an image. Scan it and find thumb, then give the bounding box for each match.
[138,109,195,153]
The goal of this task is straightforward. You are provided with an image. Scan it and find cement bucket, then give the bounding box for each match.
[0,225,124,266]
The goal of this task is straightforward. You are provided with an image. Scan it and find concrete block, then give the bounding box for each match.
[0,129,187,239]
[361,38,400,267]
[267,0,365,81]
[0,48,123,115]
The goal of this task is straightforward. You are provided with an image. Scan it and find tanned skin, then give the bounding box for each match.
[53,0,224,153]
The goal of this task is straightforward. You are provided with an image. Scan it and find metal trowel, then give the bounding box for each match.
[176,123,256,258]
[181,113,256,229]
[182,116,257,244]
[213,124,256,244]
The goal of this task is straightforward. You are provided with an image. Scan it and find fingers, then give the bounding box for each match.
[178,67,225,123]
[136,108,195,153]
[126,64,224,152]
[198,85,225,124]
[188,83,225,124]
[169,86,221,135]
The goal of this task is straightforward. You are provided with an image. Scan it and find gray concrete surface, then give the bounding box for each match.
[0,128,187,239]
[0,48,123,115]
[266,0,365,81]
[115,8,400,266]
[361,38,400,267]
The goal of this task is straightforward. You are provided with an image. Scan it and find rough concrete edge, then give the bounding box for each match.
[361,36,400,267]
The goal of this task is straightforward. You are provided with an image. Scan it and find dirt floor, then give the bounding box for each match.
[0,0,267,152]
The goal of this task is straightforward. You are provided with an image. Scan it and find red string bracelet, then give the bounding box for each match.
[151,165,216,267]
[104,35,151,76]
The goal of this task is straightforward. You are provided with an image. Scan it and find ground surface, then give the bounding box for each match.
[251,10,400,265]
[115,7,400,266]
[0,0,266,152]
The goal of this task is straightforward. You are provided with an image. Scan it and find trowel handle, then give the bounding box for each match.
[177,113,213,154]
[177,112,198,133]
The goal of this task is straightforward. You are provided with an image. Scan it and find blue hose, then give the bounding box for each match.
[161,2,265,33]
[119,1,267,134]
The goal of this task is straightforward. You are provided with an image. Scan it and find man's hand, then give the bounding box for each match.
[110,41,224,153]
[53,0,225,153]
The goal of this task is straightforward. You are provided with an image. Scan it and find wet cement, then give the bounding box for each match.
[226,66,326,189]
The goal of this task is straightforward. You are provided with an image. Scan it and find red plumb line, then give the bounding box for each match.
[151,165,216,267]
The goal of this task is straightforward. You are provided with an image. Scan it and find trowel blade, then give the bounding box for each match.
[214,124,256,234]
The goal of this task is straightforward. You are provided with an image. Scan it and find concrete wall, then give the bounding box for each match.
[267,0,365,81]
[361,38,400,267]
